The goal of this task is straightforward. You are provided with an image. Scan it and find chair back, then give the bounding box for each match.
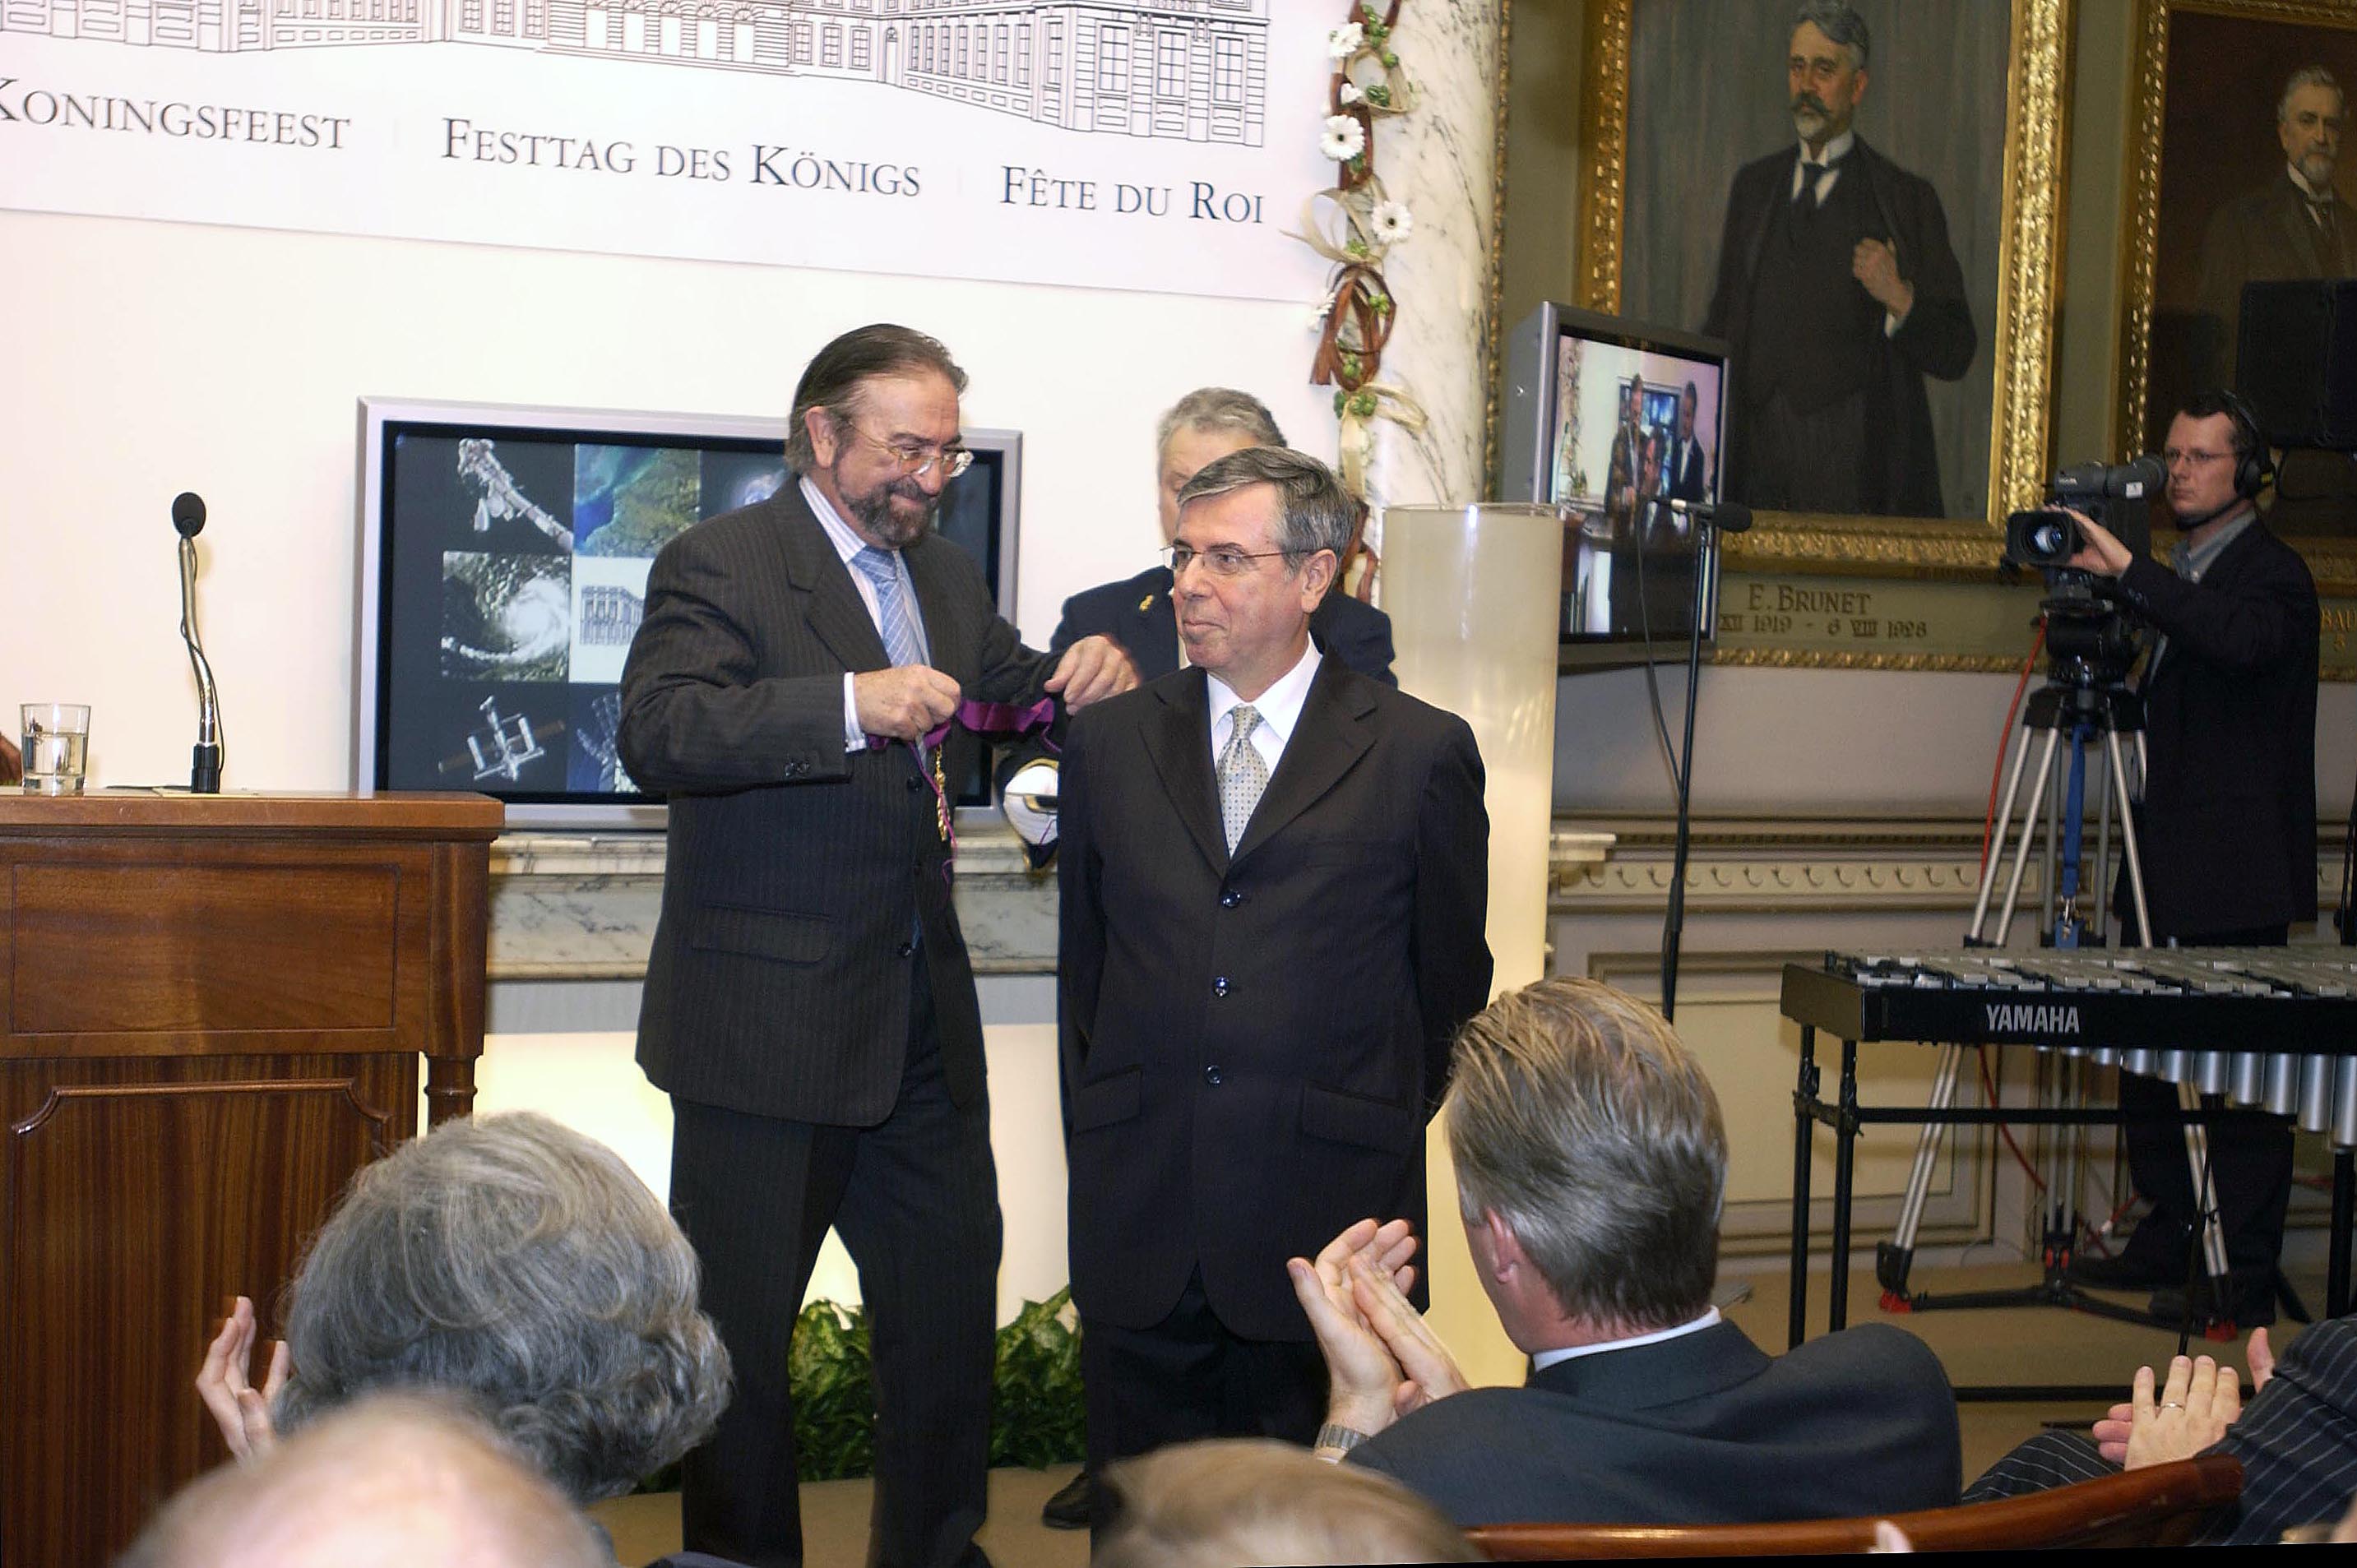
[1467,1454,2243,1558]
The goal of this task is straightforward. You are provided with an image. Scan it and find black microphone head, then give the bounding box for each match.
[1715,502,1754,534]
[171,492,207,539]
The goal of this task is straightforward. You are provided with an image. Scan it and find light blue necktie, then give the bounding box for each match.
[851,546,929,669]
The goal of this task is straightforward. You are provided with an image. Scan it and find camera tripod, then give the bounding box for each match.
[1871,631,2237,1330]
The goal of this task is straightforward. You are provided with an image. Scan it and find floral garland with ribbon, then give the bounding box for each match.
[1304,0,1431,599]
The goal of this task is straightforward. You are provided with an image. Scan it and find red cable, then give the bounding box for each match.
[1980,617,2048,878]
[1976,1044,2046,1192]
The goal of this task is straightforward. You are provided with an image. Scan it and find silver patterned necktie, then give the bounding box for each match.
[850,545,928,669]
[1218,704,1269,853]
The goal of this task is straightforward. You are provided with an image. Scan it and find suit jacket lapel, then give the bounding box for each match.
[904,534,975,687]
[776,482,890,673]
[1143,670,1229,877]
[1230,659,1375,866]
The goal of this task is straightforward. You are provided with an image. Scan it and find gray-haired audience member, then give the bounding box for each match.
[1095,1438,1479,1567]
[1287,976,1960,1527]
[195,1112,731,1506]
[127,1392,609,1568]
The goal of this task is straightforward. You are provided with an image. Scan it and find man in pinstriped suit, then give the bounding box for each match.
[618,324,1136,1568]
[1963,1315,2357,1542]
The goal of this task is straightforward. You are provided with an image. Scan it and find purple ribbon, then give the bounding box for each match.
[861,697,1060,884]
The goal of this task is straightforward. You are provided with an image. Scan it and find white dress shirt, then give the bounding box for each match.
[1529,1307,1722,1373]
[1206,639,1323,777]
[802,476,930,752]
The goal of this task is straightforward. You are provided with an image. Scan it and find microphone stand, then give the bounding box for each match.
[178,532,223,793]
[1658,512,1720,1023]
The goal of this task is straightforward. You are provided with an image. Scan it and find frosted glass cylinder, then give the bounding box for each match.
[1383,504,1559,993]
[1382,502,1562,1389]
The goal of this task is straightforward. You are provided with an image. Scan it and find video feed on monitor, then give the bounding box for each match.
[1548,337,1725,643]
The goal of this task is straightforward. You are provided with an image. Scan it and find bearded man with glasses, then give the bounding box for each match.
[1054,445,1492,1532]
[2053,389,2320,1329]
[618,322,1137,1568]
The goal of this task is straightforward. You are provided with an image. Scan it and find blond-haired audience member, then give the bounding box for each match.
[123,1392,608,1568]
[1095,1438,1477,1567]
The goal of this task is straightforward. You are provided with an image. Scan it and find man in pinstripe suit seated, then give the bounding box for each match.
[1964,1316,2357,1542]
[619,323,1137,1568]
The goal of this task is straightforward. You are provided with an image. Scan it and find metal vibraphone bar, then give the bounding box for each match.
[1780,949,2357,1386]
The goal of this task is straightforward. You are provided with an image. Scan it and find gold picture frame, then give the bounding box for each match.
[2114,0,2357,599]
[1574,0,2073,584]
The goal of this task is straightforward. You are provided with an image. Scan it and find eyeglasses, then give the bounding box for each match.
[1166,543,1293,578]
[2162,447,2231,469]
[841,423,974,479]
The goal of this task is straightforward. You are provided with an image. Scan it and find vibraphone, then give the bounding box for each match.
[1779,949,2357,1374]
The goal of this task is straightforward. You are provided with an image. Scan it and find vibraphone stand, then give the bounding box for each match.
[1876,678,2239,1334]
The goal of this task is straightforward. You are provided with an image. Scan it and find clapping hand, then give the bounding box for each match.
[196,1295,287,1464]
[1286,1219,1420,1437]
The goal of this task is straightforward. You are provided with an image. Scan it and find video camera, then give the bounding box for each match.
[2002,456,2165,690]
[2002,456,2166,569]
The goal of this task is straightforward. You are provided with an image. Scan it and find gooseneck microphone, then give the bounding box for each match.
[1644,495,1756,534]
[173,492,225,793]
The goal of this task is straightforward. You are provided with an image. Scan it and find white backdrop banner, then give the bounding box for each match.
[0,2,1335,302]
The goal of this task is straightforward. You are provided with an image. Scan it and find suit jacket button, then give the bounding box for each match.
[896,940,915,958]
[1213,976,1229,997]
[1203,1065,1223,1086]
[1219,890,1243,908]
[908,775,923,791]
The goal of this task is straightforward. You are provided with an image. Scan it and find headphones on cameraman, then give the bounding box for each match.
[2215,389,2276,500]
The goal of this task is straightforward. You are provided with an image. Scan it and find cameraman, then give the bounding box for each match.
[2058,391,2318,1326]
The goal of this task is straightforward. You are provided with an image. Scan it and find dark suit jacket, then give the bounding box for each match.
[2111,519,2318,937]
[1668,432,1711,503]
[1349,1321,1961,1527]
[1057,658,1492,1340]
[1048,563,1397,683]
[618,480,1057,1125]
[2196,173,2357,387]
[1703,136,1975,517]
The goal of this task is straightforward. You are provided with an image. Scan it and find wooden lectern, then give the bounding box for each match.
[0,791,502,1564]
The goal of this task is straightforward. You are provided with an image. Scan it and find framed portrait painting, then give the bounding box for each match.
[2118,0,2357,593]
[1577,0,2071,585]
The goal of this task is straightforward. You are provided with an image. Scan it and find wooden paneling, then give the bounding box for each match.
[0,793,497,1566]
[0,1057,405,1565]
[9,861,401,1035]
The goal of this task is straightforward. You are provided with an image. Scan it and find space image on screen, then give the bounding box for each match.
[355,398,1021,828]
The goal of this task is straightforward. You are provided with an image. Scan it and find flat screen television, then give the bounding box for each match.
[355,397,1023,830]
[1498,303,1730,668]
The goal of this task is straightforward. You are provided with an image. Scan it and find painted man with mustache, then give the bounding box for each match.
[1702,1,1975,518]
[2194,66,2357,394]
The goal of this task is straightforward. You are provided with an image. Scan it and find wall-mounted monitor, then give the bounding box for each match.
[1499,303,1729,668]
[355,397,1022,830]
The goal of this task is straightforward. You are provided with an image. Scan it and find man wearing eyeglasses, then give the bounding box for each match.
[2055,390,2319,1329]
[618,322,1137,1568]
[1001,388,1394,873]
[1056,446,1492,1529]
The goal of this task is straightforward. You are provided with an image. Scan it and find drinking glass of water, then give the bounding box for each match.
[20,704,90,795]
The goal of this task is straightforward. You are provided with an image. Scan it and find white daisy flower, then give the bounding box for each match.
[1368,199,1414,244]
[1321,113,1367,162]
[1338,81,1364,106]
[1328,22,1365,58]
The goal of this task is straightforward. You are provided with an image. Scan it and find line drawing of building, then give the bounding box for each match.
[1,0,1269,145]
